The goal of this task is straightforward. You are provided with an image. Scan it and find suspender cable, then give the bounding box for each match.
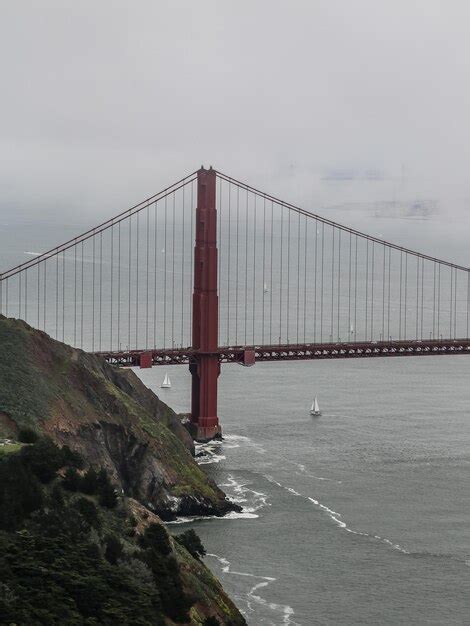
[371,241,375,341]
[252,195,257,344]
[92,234,95,351]
[80,242,84,348]
[331,227,335,342]
[163,197,167,348]
[110,225,114,351]
[320,222,324,343]
[146,204,150,349]
[382,245,386,340]
[181,186,185,346]
[365,239,369,342]
[404,253,408,339]
[235,187,239,343]
[227,183,231,344]
[270,200,274,345]
[354,235,358,342]
[420,258,424,340]
[314,219,318,342]
[337,229,341,341]
[303,214,308,343]
[416,256,419,339]
[279,203,284,343]
[171,193,175,348]
[99,232,103,351]
[244,189,249,344]
[437,264,441,339]
[136,211,140,349]
[43,259,47,332]
[128,217,132,350]
[262,197,266,343]
[118,221,121,350]
[296,208,301,344]
[387,248,391,340]
[153,202,157,348]
[73,244,77,345]
[399,251,403,340]
[287,204,291,343]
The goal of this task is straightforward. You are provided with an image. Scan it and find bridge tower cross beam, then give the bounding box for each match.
[188,166,221,442]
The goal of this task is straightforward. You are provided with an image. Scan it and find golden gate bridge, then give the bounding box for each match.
[1,167,469,441]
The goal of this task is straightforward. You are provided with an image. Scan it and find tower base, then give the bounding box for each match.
[187,417,222,443]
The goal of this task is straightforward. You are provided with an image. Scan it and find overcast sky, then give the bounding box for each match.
[1,1,469,226]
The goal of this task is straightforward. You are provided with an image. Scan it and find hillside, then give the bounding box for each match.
[0,437,245,625]
[0,316,235,520]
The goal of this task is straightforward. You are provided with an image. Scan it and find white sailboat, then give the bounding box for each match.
[161,373,171,389]
[263,283,269,293]
[310,397,321,416]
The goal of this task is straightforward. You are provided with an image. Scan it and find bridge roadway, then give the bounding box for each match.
[96,338,470,368]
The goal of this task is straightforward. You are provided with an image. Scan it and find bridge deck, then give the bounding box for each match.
[96,339,470,368]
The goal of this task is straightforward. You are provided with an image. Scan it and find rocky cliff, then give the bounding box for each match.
[0,316,235,521]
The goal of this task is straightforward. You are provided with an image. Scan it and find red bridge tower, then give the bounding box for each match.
[188,167,221,442]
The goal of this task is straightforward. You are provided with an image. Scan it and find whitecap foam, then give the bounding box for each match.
[221,474,271,515]
[207,553,299,625]
[264,474,409,555]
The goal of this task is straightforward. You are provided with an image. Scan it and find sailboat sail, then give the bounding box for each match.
[161,373,171,388]
[310,396,321,415]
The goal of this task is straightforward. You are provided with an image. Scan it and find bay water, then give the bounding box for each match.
[138,355,470,625]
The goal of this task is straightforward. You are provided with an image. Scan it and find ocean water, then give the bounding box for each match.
[138,356,470,625]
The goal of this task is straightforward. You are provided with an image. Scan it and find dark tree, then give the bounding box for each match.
[0,455,43,530]
[73,497,101,531]
[60,445,84,469]
[17,427,39,443]
[20,438,65,483]
[104,534,123,565]
[139,523,172,556]
[98,480,118,509]
[176,529,206,560]
[62,467,80,492]
[80,467,99,495]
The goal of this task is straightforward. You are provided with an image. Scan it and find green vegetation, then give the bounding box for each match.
[175,529,207,560]
[0,438,202,624]
[0,441,23,456]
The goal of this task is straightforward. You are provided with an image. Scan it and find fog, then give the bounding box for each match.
[1,1,469,238]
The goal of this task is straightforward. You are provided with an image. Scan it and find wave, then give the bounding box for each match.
[223,433,267,455]
[292,461,342,484]
[167,510,259,525]
[207,553,300,626]
[167,474,270,525]
[263,474,409,555]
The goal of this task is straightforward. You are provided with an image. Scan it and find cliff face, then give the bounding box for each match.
[0,316,234,520]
